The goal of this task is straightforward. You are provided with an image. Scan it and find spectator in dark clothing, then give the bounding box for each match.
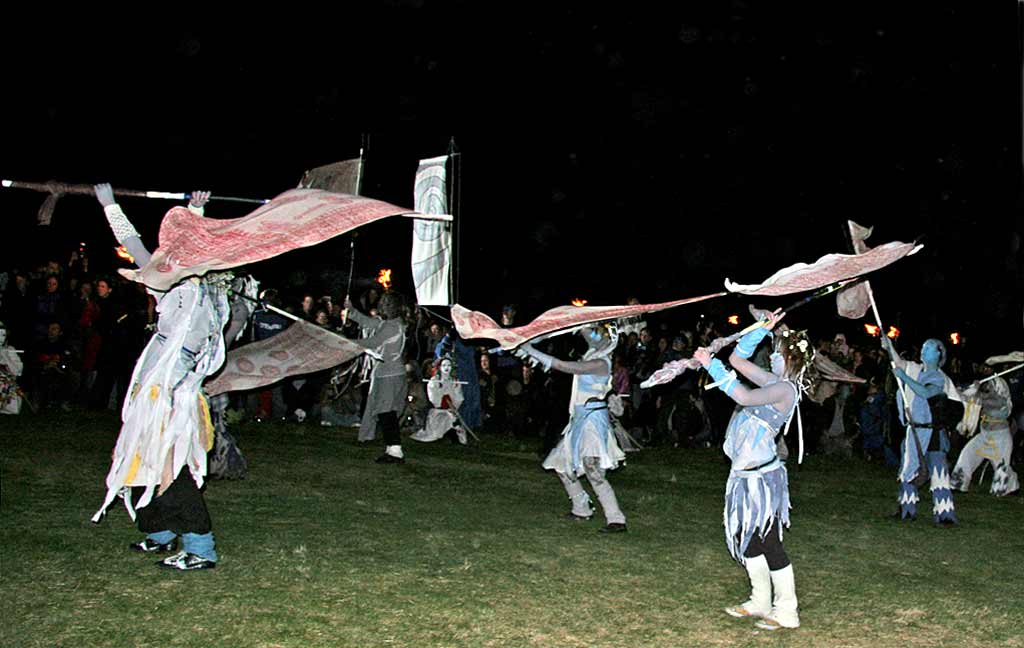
[1,270,32,350]
[88,277,130,410]
[33,275,70,343]
[29,321,78,411]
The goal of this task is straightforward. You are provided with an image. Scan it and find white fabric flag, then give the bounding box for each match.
[411,155,452,305]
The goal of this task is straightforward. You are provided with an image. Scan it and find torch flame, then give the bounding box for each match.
[727,315,739,325]
[115,246,134,263]
[949,332,960,345]
[887,326,900,339]
[376,268,392,291]
[864,324,879,337]
[571,298,588,307]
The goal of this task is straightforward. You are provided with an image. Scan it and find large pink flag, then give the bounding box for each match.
[453,294,725,350]
[122,189,419,290]
[836,221,875,319]
[205,318,367,396]
[724,241,922,297]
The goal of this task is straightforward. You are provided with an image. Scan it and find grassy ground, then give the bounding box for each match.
[2,409,1022,648]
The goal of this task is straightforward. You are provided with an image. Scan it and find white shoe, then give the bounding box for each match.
[725,554,771,619]
[754,564,800,630]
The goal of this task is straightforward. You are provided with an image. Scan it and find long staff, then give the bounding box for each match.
[2,179,269,204]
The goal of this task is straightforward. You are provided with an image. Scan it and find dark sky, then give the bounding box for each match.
[2,3,1022,355]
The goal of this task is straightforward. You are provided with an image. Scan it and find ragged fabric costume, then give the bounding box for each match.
[722,380,798,563]
[951,376,1018,496]
[542,349,627,526]
[347,308,407,442]
[92,201,229,564]
[893,359,961,523]
[704,321,803,631]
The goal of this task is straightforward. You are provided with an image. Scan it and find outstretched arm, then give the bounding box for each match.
[892,366,942,399]
[95,183,151,268]
[515,343,609,376]
[342,295,378,329]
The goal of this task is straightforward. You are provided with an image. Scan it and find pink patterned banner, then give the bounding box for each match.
[452,294,725,350]
[205,318,366,396]
[123,188,417,290]
[724,241,922,297]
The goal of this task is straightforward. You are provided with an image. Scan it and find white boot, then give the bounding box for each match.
[725,554,771,619]
[755,564,800,630]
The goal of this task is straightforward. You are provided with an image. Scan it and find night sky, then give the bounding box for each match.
[2,3,1021,355]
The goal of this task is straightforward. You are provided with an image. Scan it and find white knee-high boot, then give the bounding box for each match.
[725,554,771,618]
[557,472,594,518]
[755,565,800,630]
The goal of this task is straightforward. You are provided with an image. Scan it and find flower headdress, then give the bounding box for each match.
[777,327,816,391]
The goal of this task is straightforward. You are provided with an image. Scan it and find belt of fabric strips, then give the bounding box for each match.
[736,457,782,475]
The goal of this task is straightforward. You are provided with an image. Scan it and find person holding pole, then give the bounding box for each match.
[693,307,811,632]
[950,357,1019,496]
[882,335,961,527]
[517,323,629,534]
[344,292,409,463]
[91,183,244,571]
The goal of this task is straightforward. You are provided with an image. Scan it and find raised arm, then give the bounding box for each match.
[188,190,211,215]
[727,307,785,387]
[95,183,151,268]
[342,295,379,329]
[880,335,908,372]
[515,342,609,376]
[694,346,794,410]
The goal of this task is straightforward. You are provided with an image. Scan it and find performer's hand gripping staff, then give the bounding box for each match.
[515,342,555,372]
[695,308,787,391]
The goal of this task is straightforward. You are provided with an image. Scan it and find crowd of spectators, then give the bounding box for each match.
[3,256,1021,473]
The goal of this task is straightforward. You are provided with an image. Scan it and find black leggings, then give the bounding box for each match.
[743,522,790,570]
[133,468,212,536]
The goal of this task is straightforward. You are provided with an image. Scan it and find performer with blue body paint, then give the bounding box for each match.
[694,307,812,631]
[517,323,628,533]
[882,336,961,526]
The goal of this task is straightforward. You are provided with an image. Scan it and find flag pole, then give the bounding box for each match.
[2,179,269,204]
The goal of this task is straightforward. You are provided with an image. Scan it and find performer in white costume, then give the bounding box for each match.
[694,308,810,631]
[411,356,467,444]
[0,321,23,414]
[951,361,1018,496]
[91,184,236,571]
[518,323,628,533]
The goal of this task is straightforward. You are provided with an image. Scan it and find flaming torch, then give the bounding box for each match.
[571,298,588,307]
[864,323,880,337]
[949,332,960,345]
[376,268,392,291]
[727,315,740,326]
[886,325,900,339]
[115,246,135,264]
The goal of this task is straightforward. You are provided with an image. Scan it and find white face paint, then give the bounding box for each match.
[440,359,453,376]
[770,351,786,376]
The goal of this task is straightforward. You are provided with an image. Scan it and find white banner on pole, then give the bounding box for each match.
[411,155,452,306]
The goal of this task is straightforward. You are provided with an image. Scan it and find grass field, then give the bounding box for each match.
[2,409,1022,648]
